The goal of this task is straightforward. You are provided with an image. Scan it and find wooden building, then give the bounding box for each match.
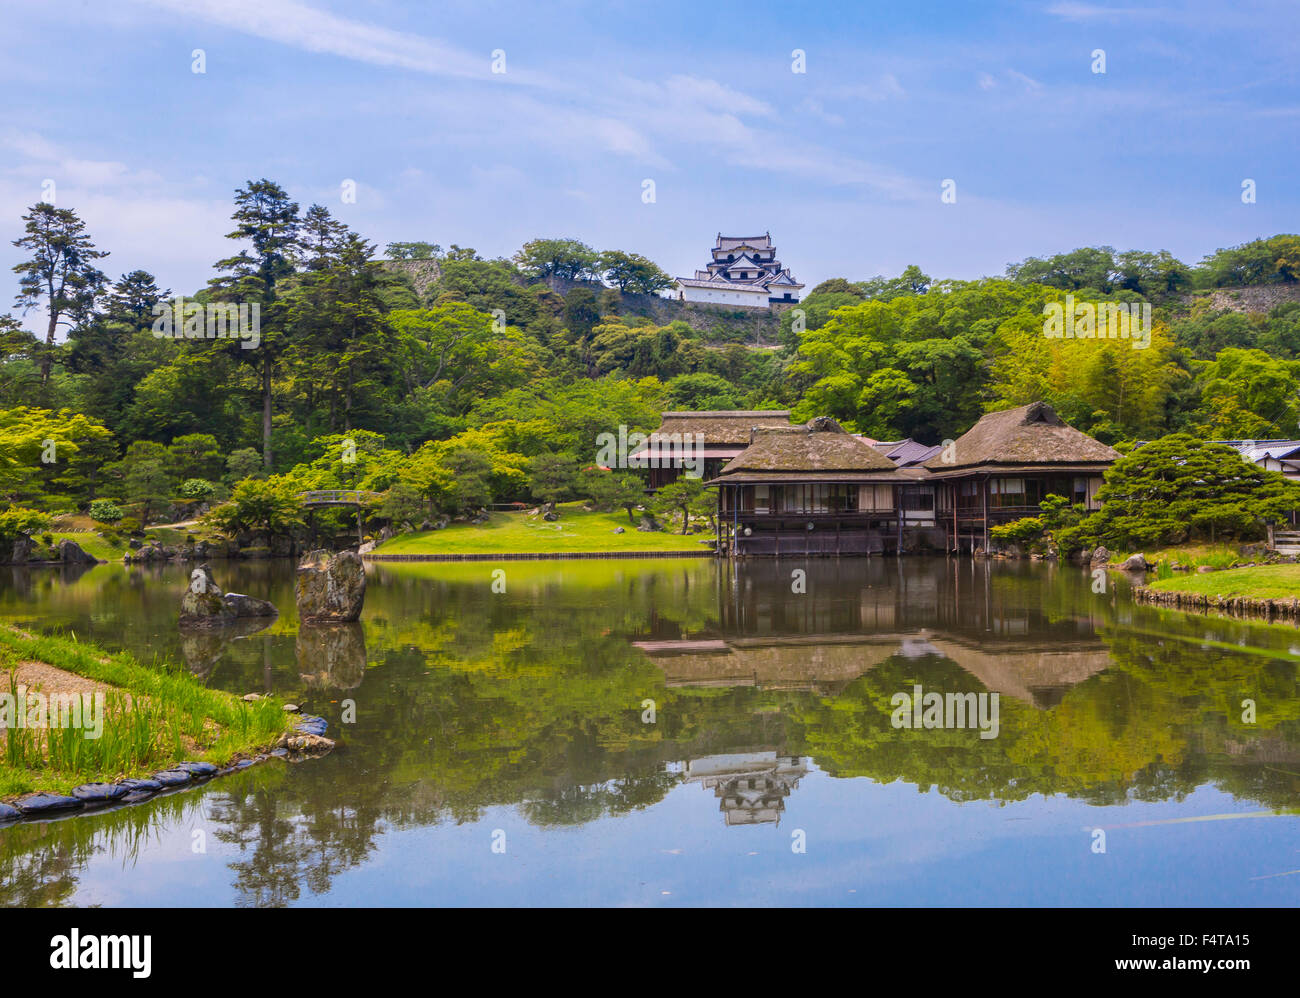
[708,402,1119,556]
[632,410,792,490]
[922,402,1120,552]
[710,416,932,556]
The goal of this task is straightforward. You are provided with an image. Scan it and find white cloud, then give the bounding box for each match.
[134,0,540,84]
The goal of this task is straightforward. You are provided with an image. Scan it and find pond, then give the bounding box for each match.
[1,557,1299,907]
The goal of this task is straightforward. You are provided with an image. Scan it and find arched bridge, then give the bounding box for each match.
[297,490,382,509]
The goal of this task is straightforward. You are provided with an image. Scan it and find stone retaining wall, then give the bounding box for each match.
[366,549,714,562]
[1132,585,1300,622]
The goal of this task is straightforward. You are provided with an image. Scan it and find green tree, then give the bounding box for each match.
[106,440,175,525]
[205,476,305,537]
[528,452,579,504]
[207,179,302,470]
[1082,434,1300,547]
[385,241,441,260]
[580,467,645,520]
[514,238,599,281]
[653,477,710,534]
[11,202,108,389]
[597,250,674,294]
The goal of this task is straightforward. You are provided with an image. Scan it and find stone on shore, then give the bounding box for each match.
[1120,553,1149,573]
[295,549,366,623]
[58,539,99,564]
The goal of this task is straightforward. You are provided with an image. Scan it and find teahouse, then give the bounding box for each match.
[703,402,1120,556]
[922,402,1120,552]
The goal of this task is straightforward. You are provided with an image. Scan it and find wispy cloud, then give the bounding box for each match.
[135,0,541,84]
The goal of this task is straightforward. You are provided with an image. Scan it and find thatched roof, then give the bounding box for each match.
[712,417,902,482]
[923,402,1120,473]
[650,410,793,446]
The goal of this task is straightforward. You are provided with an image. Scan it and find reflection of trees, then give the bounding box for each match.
[6,558,1300,906]
[0,791,204,907]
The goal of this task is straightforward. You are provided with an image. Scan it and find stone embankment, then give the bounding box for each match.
[1132,586,1300,622]
[0,713,335,825]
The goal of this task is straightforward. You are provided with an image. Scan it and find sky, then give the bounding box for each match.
[1,0,1297,330]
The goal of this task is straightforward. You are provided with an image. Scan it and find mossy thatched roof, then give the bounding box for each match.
[655,410,792,445]
[923,402,1120,473]
[714,418,901,481]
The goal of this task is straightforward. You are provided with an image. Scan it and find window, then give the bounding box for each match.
[754,485,769,514]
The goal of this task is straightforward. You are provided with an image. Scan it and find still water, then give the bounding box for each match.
[2,557,1299,907]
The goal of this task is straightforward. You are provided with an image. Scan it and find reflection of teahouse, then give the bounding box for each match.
[684,752,809,826]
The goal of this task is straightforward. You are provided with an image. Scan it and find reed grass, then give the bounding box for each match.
[0,626,293,800]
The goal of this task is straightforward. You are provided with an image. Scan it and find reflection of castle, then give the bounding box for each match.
[684,752,809,826]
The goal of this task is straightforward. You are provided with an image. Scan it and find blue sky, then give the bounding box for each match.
[2,0,1296,327]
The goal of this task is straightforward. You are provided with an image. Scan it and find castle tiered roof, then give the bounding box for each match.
[674,232,804,300]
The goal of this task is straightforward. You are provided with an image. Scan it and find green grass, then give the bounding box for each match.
[50,531,128,562]
[375,503,712,556]
[1112,542,1250,572]
[0,626,294,800]
[1146,564,1300,601]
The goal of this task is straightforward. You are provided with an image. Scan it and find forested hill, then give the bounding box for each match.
[3,178,1300,527]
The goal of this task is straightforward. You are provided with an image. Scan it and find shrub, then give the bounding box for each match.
[179,478,216,501]
[0,508,52,543]
[89,498,124,524]
[117,517,142,536]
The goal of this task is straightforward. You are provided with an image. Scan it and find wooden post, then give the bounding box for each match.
[896,485,903,555]
[981,475,989,551]
[951,483,958,554]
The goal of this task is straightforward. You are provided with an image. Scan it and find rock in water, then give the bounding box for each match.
[222,592,278,617]
[295,549,366,623]
[180,563,278,627]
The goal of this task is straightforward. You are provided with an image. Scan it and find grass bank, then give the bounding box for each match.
[374,504,712,556]
[0,625,293,800]
[1145,564,1300,600]
[1110,542,1252,575]
[50,531,128,562]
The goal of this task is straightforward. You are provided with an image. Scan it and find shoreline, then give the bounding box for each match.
[1132,584,1300,623]
[0,626,334,822]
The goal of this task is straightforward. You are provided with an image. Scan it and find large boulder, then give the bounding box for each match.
[1120,553,1150,573]
[8,534,33,564]
[1090,546,1109,565]
[295,549,366,623]
[58,539,99,565]
[180,564,278,627]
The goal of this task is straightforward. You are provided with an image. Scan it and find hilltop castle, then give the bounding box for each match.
[674,232,804,308]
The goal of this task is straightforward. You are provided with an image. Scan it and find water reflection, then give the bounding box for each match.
[2,557,1299,906]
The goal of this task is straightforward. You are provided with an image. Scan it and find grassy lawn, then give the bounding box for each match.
[1146,564,1300,600]
[0,626,294,800]
[50,531,128,562]
[375,503,713,555]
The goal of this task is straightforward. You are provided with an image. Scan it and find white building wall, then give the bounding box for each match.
[679,285,770,307]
